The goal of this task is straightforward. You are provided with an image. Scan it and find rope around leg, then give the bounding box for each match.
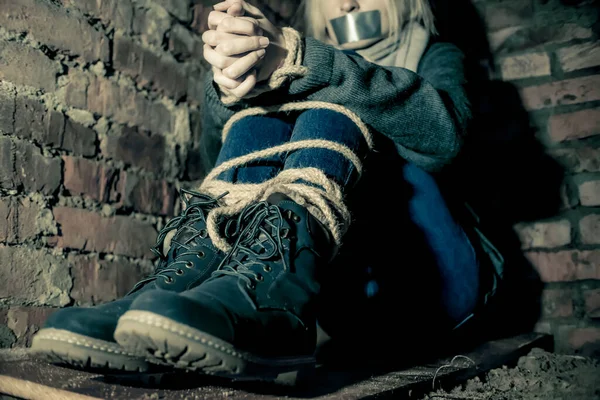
[199,103,374,252]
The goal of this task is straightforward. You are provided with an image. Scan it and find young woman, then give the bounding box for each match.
[33,0,502,380]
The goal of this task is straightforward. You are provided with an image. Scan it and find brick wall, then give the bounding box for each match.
[470,0,600,356]
[0,0,298,349]
[0,0,211,348]
[0,0,598,356]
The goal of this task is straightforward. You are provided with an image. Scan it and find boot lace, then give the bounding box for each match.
[127,188,227,294]
[211,201,292,290]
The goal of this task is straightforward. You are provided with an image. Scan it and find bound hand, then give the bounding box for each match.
[202,0,288,98]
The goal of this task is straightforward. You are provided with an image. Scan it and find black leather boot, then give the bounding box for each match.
[30,190,227,372]
[114,193,337,379]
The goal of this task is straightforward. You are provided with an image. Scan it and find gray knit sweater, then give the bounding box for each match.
[199,37,470,174]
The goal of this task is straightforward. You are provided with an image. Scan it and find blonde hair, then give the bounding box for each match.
[303,0,436,44]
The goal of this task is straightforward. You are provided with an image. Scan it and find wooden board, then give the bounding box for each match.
[0,333,552,400]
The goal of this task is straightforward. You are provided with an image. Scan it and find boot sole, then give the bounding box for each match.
[30,328,150,372]
[114,310,315,381]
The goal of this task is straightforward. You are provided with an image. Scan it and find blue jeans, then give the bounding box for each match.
[215,109,368,190]
[214,109,480,335]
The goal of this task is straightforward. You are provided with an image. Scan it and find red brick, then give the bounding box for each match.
[62,118,97,156]
[113,33,142,78]
[519,75,600,111]
[12,99,96,156]
[15,204,40,242]
[121,173,177,216]
[14,95,54,144]
[0,198,17,242]
[541,288,574,318]
[579,180,600,207]
[0,136,62,195]
[584,288,600,319]
[69,255,152,305]
[169,24,203,60]
[144,100,175,137]
[140,50,188,102]
[16,141,62,196]
[0,82,16,135]
[500,52,551,81]
[580,214,600,245]
[525,250,600,282]
[51,207,157,258]
[0,245,71,307]
[515,220,571,249]
[0,197,51,243]
[7,307,56,347]
[63,157,124,203]
[105,0,134,33]
[101,127,166,175]
[568,327,600,357]
[0,39,60,92]
[548,108,600,143]
[490,23,593,54]
[550,147,600,174]
[557,42,600,73]
[114,35,187,101]
[63,0,134,34]
[0,137,16,191]
[46,110,66,147]
[478,0,533,31]
[63,69,89,109]
[0,0,109,63]
[85,75,173,135]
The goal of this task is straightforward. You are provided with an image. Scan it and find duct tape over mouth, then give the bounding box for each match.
[329,10,383,44]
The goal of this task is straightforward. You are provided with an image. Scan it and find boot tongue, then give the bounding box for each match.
[266,192,294,206]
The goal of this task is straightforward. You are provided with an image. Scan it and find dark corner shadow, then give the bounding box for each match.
[436,0,564,345]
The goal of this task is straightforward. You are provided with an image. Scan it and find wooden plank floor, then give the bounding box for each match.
[0,333,552,400]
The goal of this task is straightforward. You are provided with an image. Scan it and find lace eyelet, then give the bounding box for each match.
[199,229,208,238]
[197,251,206,259]
[185,261,194,269]
[256,274,264,281]
[176,269,184,276]
[263,265,272,272]
[292,214,301,223]
[164,277,174,284]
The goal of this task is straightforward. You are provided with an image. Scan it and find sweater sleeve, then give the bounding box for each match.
[285,38,471,171]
